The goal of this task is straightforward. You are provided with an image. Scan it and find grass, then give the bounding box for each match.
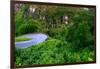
[15,37,32,42]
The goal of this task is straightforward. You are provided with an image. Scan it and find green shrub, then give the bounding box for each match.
[18,23,37,35]
[47,24,68,41]
[15,37,94,66]
[16,19,47,36]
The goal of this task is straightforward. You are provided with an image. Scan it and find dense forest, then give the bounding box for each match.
[14,3,95,67]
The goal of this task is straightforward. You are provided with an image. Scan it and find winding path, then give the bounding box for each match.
[15,33,48,48]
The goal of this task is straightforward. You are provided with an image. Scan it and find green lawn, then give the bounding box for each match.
[15,37,32,42]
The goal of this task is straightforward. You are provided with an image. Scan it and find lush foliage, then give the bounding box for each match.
[15,37,94,66]
[14,4,95,67]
